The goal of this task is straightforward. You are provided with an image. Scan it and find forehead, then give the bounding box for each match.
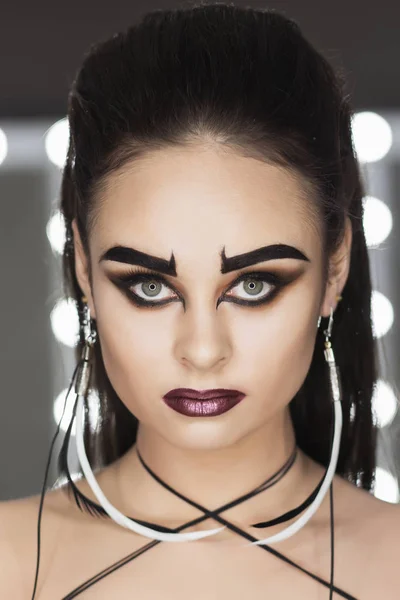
[92,147,321,263]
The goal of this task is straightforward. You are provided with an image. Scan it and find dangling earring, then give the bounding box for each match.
[252,304,343,546]
[317,294,342,329]
[74,296,97,398]
[72,297,225,542]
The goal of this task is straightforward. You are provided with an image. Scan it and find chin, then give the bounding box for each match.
[160,419,249,451]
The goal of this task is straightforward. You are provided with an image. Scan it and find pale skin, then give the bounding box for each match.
[71,144,350,534]
[1,143,400,599]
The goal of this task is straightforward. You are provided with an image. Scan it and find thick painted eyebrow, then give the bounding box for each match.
[99,243,310,276]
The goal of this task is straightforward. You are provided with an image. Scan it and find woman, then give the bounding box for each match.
[1,3,399,599]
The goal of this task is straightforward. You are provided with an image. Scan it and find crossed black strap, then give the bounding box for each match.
[61,431,358,599]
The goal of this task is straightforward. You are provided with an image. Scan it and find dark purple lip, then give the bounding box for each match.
[163,388,244,401]
[163,394,245,417]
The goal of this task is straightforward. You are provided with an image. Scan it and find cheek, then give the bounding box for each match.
[234,308,317,410]
[94,303,172,414]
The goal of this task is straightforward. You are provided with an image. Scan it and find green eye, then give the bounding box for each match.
[226,277,272,301]
[140,280,165,298]
[115,268,288,309]
[133,275,273,303]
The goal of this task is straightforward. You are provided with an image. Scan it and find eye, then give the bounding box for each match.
[225,275,274,302]
[114,267,290,308]
[113,268,180,307]
[130,276,177,303]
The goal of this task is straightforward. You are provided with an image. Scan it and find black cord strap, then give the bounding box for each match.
[61,402,357,599]
[62,477,354,599]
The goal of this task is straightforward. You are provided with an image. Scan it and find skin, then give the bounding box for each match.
[3,144,400,600]
[71,143,352,541]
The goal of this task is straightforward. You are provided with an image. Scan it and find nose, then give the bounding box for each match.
[175,305,232,372]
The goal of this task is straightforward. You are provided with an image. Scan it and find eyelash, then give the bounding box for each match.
[115,266,293,309]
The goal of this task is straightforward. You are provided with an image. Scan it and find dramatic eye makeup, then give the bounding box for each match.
[107,266,303,309]
[101,242,310,309]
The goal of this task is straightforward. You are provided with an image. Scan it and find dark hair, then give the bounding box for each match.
[58,2,378,491]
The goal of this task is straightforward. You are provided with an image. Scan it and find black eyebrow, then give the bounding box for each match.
[220,244,310,273]
[99,243,310,276]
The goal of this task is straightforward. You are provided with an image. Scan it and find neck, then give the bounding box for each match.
[109,408,322,536]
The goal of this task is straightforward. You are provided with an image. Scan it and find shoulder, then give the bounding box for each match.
[0,489,74,598]
[332,473,400,598]
[357,488,400,562]
[0,496,40,598]
[334,471,400,531]
[360,496,400,598]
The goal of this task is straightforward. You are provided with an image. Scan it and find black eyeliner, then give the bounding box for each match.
[108,267,300,309]
[108,269,182,309]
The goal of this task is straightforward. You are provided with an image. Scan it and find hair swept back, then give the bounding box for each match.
[57,2,378,492]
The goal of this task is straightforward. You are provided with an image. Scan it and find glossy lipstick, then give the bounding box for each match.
[162,388,246,417]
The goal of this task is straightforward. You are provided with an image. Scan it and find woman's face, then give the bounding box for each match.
[73,146,348,451]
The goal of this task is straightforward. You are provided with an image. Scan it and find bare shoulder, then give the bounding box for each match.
[0,490,71,599]
[332,473,400,598]
[334,471,400,532]
[0,495,41,598]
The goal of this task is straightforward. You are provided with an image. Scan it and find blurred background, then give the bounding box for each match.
[0,0,399,503]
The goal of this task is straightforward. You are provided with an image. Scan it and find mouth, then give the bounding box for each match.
[162,388,246,417]
[163,388,245,401]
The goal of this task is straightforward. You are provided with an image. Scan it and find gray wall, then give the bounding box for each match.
[0,168,54,498]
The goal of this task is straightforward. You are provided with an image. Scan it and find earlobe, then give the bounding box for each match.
[71,219,97,319]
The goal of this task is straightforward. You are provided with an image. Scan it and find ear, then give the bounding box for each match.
[71,219,97,319]
[320,215,352,318]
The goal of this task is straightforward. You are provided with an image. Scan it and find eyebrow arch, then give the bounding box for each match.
[99,243,310,276]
